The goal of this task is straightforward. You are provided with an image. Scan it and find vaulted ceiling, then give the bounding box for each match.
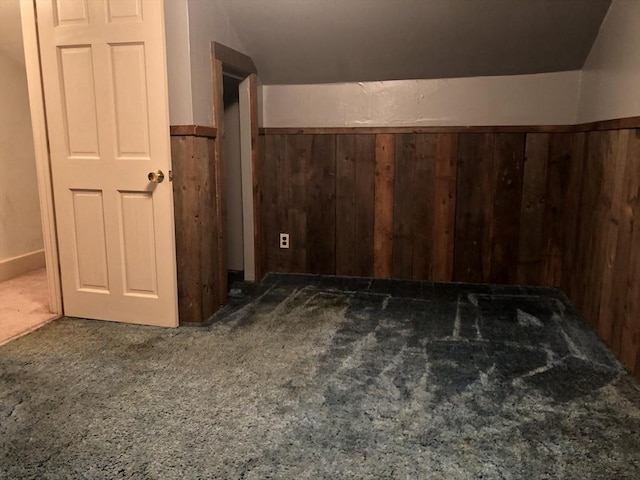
[217,0,612,84]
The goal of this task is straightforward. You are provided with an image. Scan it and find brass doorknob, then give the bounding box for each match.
[148,170,165,183]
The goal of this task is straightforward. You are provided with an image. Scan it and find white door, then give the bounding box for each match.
[35,0,178,327]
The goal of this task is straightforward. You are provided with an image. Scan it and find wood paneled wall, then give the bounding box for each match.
[258,126,640,379]
[259,132,572,285]
[170,132,227,324]
[561,129,640,380]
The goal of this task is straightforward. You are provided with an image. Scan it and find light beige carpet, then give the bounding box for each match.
[0,268,58,345]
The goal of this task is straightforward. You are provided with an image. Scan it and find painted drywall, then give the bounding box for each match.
[163,0,193,125]
[224,101,244,271]
[188,0,249,126]
[262,71,581,127]
[578,0,640,123]
[0,49,43,262]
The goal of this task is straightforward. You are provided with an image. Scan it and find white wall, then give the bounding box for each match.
[578,0,640,123]
[262,71,581,127]
[0,50,43,262]
[223,101,244,271]
[187,0,249,126]
[164,0,193,125]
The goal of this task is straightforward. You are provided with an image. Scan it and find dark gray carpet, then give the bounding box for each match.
[1,274,639,479]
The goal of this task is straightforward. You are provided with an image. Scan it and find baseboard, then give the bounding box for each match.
[0,249,46,282]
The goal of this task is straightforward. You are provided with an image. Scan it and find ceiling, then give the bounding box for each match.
[216,0,612,85]
[0,0,612,85]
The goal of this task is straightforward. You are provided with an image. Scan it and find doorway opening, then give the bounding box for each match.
[222,74,244,286]
[211,42,261,302]
[0,0,61,344]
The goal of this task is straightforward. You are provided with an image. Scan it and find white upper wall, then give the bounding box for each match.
[578,0,640,123]
[187,0,248,126]
[262,72,581,127]
[164,0,193,125]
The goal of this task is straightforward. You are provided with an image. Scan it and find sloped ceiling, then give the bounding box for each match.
[216,0,612,85]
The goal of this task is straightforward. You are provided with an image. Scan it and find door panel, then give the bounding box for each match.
[71,189,109,291]
[36,0,178,326]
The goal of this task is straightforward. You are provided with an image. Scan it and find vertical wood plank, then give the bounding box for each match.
[572,131,604,316]
[561,132,586,298]
[286,135,312,273]
[454,133,494,283]
[392,134,416,279]
[336,135,357,276]
[171,135,218,324]
[598,129,629,346]
[541,133,572,287]
[489,133,525,284]
[307,135,336,274]
[172,136,199,323]
[432,133,458,282]
[610,129,640,373]
[271,135,289,272]
[411,134,437,280]
[354,135,376,277]
[517,133,549,285]
[374,134,395,278]
[584,131,617,330]
[257,135,268,278]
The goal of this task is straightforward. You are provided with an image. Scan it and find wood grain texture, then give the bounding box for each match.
[335,135,358,276]
[411,134,437,280]
[249,74,263,280]
[354,135,376,277]
[518,133,549,285]
[561,132,586,300]
[212,41,257,75]
[373,134,395,278]
[392,134,416,279]
[287,135,313,273]
[432,134,458,281]
[560,128,640,380]
[489,133,525,284]
[453,134,494,283]
[170,125,217,138]
[540,133,572,287]
[171,135,219,324]
[306,135,336,274]
[336,135,375,276]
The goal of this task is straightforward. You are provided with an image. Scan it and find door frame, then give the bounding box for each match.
[19,0,62,315]
[211,42,262,282]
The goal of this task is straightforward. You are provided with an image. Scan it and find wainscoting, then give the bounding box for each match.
[257,121,639,379]
[170,126,226,325]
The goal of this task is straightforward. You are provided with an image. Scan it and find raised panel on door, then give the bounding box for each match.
[53,0,89,26]
[58,46,100,159]
[71,189,109,292]
[106,0,143,23]
[110,43,151,159]
[119,191,158,297]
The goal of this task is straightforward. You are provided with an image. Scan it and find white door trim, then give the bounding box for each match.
[19,0,63,315]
